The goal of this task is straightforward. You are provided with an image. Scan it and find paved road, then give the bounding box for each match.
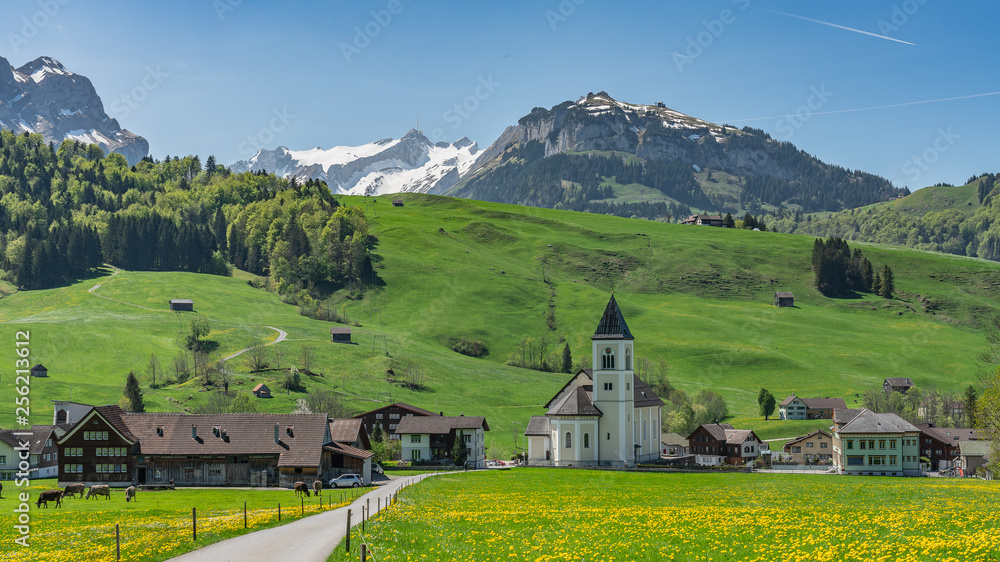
[169,473,436,562]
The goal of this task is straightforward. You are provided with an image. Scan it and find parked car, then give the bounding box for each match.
[373,462,384,475]
[329,474,363,488]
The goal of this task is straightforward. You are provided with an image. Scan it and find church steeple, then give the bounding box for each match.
[592,294,634,340]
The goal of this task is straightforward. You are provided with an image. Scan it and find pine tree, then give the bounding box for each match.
[122,371,145,412]
[453,434,469,467]
[872,272,882,296]
[561,344,573,374]
[881,265,895,298]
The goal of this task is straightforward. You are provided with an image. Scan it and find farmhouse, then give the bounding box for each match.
[169,299,194,311]
[778,395,847,420]
[687,423,762,466]
[0,425,66,480]
[56,405,137,487]
[330,327,352,344]
[883,377,915,394]
[917,424,980,471]
[353,402,439,442]
[397,415,489,468]
[773,292,794,307]
[252,383,271,398]
[782,430,832,464]
[831,408,921,476]
[680,214,725,226]
[30,363,48,377]
[958,440,992,478]
[524,296,664,467]
[120,412,332,488]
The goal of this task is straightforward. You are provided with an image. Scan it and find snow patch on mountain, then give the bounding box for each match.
[230,129,479,196]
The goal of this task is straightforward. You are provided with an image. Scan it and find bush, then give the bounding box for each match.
[453,338,487,358]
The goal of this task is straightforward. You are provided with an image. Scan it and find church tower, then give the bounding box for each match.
[590,294,635,464]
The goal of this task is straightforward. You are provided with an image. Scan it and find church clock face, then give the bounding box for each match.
[604,348,612,354]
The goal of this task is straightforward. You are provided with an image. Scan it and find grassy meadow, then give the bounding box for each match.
[3,193,1000,455]
[0,478,368,562]
[329,469,1000,562]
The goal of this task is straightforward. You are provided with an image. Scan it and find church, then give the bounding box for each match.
[524,295,664,466]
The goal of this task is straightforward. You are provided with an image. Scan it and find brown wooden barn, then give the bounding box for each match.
[30,363,48,377]
[773,292,794,307]
[330,327,352,344]
[252,383,271,398]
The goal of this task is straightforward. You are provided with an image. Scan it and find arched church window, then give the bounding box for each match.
[602,348,615,370]
[565,432,572,449]
[56,410,68,424]
[583,433,590,449]
[625,348,631,370]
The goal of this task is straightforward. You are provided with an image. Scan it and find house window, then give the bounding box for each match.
[46,439,52,447]
[565,432,572,449]
[0,456,5,465]
[411,450,421,461]
[879,440,886,450]
[390,424,397,430]
[889,456,897,466]
[604,382,613,391]
[84,431,90,440]
[859,441,866,450]
[607,433,611,440]
[806,442,814,448]
[890,440,897,450]
[847,456,864,466]
[463,434,471,444]
[868,440,875,449]
[376,414,383,419]
[390,414,400,419]
[602,348,615,370]
[820,442,828,449]
[583,433,590,449]
[792,446,801,453]
[870,456,886,466]
[410,435,421,443]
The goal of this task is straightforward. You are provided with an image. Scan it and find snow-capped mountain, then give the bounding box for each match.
[230,129,479,196]
[0,56,148,165]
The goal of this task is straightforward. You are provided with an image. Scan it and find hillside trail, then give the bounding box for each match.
[168,473,444,562]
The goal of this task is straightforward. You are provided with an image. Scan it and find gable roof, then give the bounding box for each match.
[800,397,847,410]
[774,292,794,298]
[833,409,865,424]
[592,295,634,340]
[633,375,665,408]
[328,418,366,443]
[547,385,603,417]
[544,370,593,410]
[395,416,489,435]
[24,425,62,454]
[58,405,137,446]
[780,395,801,407]
[323,441,374,460]
[525,416,551,437]
[0,430,23,449]
[884,377,914,387]
[660,432,688,446]
[838,409,919,434]
[959,440,991,458]
[353,402,438,419]
[30,364,47,371]
[121,412,330,467]
[783,430,832,449]
[252,383,270,392]
[918,425,979,443]
[691,423,735,441]
[724,429,760,445]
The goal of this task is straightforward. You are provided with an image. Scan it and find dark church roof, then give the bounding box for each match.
[592,295,633,340]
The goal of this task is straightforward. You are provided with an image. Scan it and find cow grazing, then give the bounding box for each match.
[86,485,111,500]
[36,490,63,508]
[293,481,311,498]
[0,481,3,499]
[312,480,322,496]
[125,486,136,502]
[63,483,86,499]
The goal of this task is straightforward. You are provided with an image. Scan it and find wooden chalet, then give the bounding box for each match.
[883,377,915,394]
[353,402,439,442]
[687,423,762,466]
[327,417,375,482]
[56,405,137,487]
[680,214,725,227]
[252,383,271,398]
[916,423,979,471]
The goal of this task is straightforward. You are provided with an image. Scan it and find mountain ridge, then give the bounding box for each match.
[0,55,148,165]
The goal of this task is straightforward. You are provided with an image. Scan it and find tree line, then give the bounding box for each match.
[0,131,372,297]
[812,237,894,298]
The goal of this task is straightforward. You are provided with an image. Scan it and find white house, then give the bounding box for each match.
[0,425,65,480]
[524,295,665,467]
[52,400,95,425]
[396,416,489,468]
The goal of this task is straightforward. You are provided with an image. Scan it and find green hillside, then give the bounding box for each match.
[4,193,998,455]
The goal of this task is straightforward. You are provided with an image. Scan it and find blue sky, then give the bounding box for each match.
[4,0,997,189]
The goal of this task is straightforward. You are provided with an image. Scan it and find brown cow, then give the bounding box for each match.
[293,481,310,498]
[63,483,86,499]
[86,485,111,500]
[312,480,322,496]
[125,486,136,502]
[36,489,63,508]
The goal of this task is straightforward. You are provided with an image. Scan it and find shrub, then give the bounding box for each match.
[453,338,487,358]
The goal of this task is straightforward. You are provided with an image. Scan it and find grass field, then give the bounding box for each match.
[329,469,1000,562]
[0,479,369,562]
[3,194,1000,456]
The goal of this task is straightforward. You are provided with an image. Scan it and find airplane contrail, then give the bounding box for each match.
[766,9,916,46]
[720,91,1000,123]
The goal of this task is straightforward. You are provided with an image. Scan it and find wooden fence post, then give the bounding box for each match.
[300,496,304,516]
[244,501,248,528]
[116,523,120,561]
[378,497,381,513]
[345,509,352,553]
[362,506,365,534]
[278,503,281,521]
[192,507,197,541]
[361,543,367,562]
